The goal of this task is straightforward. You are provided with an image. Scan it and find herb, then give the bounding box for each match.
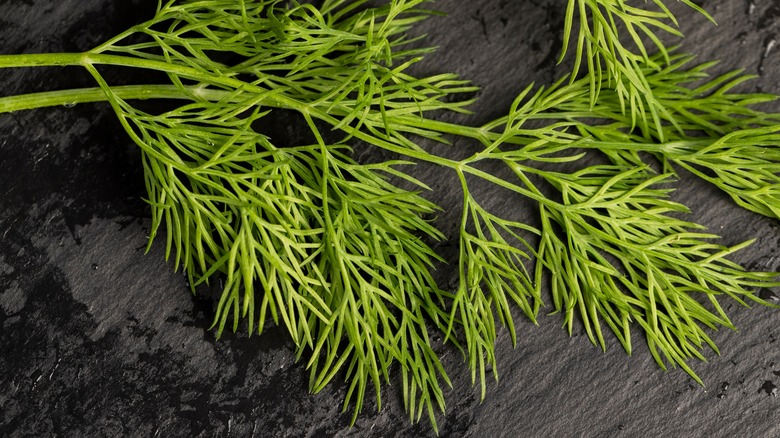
[559,0,713,138]
[1,0,779,432]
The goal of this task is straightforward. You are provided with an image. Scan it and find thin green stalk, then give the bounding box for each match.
[0,85,191,113]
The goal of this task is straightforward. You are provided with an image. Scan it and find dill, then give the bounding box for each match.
[1,0,778,432]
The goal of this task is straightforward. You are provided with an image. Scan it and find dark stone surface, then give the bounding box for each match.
[1,1,779,436]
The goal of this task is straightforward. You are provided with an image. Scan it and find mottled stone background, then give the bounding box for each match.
[1,1,779,436]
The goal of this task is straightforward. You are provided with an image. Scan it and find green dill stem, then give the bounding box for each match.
[0,84,487,142]
[0,52,558,208]
[0,85,190,113]
[0,52,441,152]
[0,52,496,146]
[578,139,713,154]
[0,64,488,141]
[0,52,86,68]
[0,86,498,151]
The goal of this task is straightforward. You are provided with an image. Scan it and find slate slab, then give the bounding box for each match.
[1,1,779,437]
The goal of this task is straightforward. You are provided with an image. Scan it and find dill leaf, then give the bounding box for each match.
[1,0,780,432]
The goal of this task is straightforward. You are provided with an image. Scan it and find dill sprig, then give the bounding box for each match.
[535,166,773,381]
[559,0,714,138]
[1,0,780,432]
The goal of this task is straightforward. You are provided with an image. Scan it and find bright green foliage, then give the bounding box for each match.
[1,0,780,432]
[536,166,773,381]
[81,0,465,429]
[560,0,713,138]
[449,188,539,400]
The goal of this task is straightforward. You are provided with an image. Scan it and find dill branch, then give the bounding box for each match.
[533,166,777,382]
[1,0,780,432]
[560,0,713,139]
